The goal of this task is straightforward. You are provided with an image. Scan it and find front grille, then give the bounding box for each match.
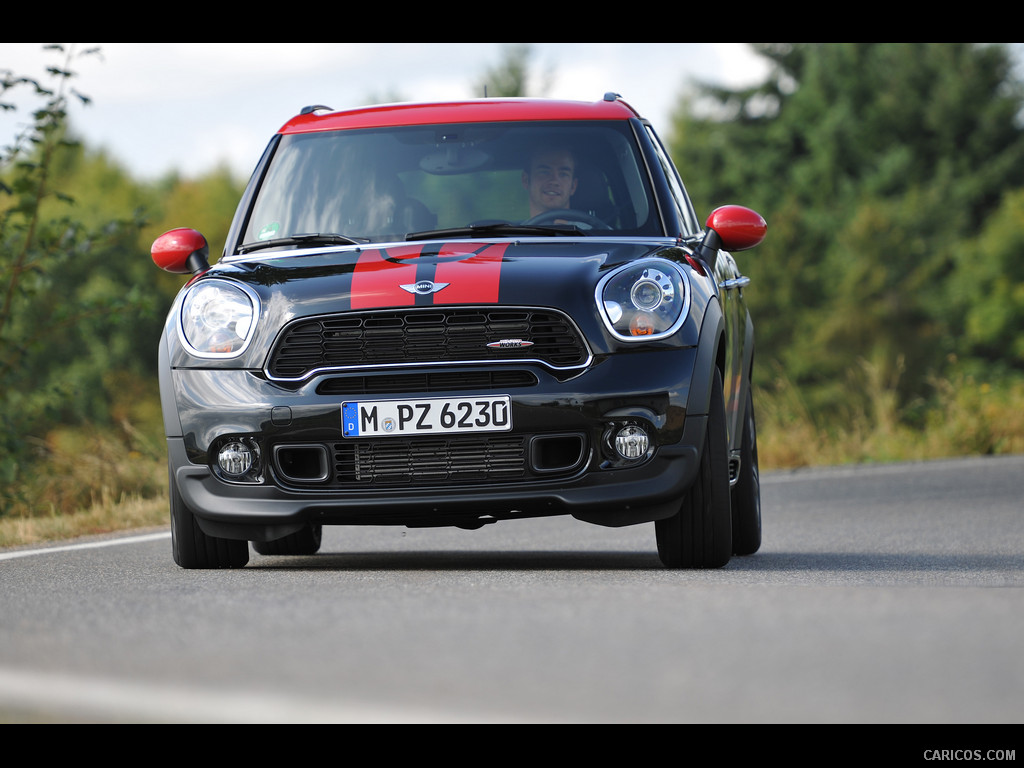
[267,307,589,380]
[316,369,537,396]
[334,435,528,485]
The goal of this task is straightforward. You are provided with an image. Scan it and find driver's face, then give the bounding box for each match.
[523,150,577,216]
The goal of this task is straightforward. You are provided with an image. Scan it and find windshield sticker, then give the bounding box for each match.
[257,222,281,241]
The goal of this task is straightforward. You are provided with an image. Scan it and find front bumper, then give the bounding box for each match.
[170,424,703,542]
[164,346,706,542]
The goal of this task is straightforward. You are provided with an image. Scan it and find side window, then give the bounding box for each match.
[645,125,700,235]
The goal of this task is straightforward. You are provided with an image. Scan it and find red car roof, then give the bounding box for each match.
[278,97,642,134]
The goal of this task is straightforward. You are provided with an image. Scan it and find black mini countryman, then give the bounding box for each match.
[151,94,767,569]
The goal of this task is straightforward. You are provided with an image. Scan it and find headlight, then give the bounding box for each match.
[596,259,690,341]
[179,279,259,357]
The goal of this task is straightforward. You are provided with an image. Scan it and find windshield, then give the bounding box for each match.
[241,120,662,248]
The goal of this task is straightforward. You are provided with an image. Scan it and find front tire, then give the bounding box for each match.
[731,387,762,555]
[656,369,732,568]
[169,465,249,569]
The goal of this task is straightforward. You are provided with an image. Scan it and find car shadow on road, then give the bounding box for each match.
[246,549,666,570]
[242,549,1023,577]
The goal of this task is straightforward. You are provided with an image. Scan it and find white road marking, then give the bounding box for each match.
[0,532,170,562]
[0,666,490,723]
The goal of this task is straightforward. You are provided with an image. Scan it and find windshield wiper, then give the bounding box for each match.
[405,222,583,241]
[238,233,365,254]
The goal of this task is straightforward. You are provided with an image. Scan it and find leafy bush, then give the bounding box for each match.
[1,45,151,514]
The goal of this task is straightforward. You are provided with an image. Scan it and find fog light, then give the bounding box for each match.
[218,440,256,477]
[614,426,649,459]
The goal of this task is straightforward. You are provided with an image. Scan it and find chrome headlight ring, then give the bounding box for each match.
[177,278,261,358]
[596,258,691,342]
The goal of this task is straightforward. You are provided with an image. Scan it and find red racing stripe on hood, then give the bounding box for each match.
[351,245,422,309]
[433,242,508,304]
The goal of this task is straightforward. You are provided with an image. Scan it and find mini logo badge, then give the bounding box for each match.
[487,339,535,349]
[400,280,449,295]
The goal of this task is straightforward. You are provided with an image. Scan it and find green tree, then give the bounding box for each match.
[0,45,150,510]
[669,43,1024,419]
[956,187,1024,367]
[473,44,552,98]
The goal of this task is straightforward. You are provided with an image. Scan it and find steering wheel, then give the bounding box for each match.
[523,209,610,230]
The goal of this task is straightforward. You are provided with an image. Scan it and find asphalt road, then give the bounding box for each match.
[1,455,1022,724]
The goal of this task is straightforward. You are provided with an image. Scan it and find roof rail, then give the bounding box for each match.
[299,104,333,115]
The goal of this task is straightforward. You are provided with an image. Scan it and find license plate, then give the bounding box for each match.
[342,395,512,437]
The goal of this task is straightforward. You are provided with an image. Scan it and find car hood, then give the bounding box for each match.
[172,238,705,368]
[221,237,679,308]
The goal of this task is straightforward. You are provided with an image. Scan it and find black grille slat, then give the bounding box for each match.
[333,435,529,486]
[316,370,537,396]
[268,308,588,380]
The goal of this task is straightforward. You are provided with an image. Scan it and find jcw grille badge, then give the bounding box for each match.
[400,280,449,295]
[487,339,535,349]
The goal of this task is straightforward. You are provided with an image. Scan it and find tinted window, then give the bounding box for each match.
[644,124,699,236]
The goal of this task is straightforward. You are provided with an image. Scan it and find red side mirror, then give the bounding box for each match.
[151,228,210,274]
[705,206,767,252]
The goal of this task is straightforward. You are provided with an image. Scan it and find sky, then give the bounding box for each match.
[2,43,770,181]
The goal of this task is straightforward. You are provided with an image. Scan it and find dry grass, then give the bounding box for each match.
[757,366,1024,468]
[0,411,169,549]
[0,493,167,550]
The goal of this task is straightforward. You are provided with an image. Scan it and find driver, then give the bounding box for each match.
[522,147,578,218]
